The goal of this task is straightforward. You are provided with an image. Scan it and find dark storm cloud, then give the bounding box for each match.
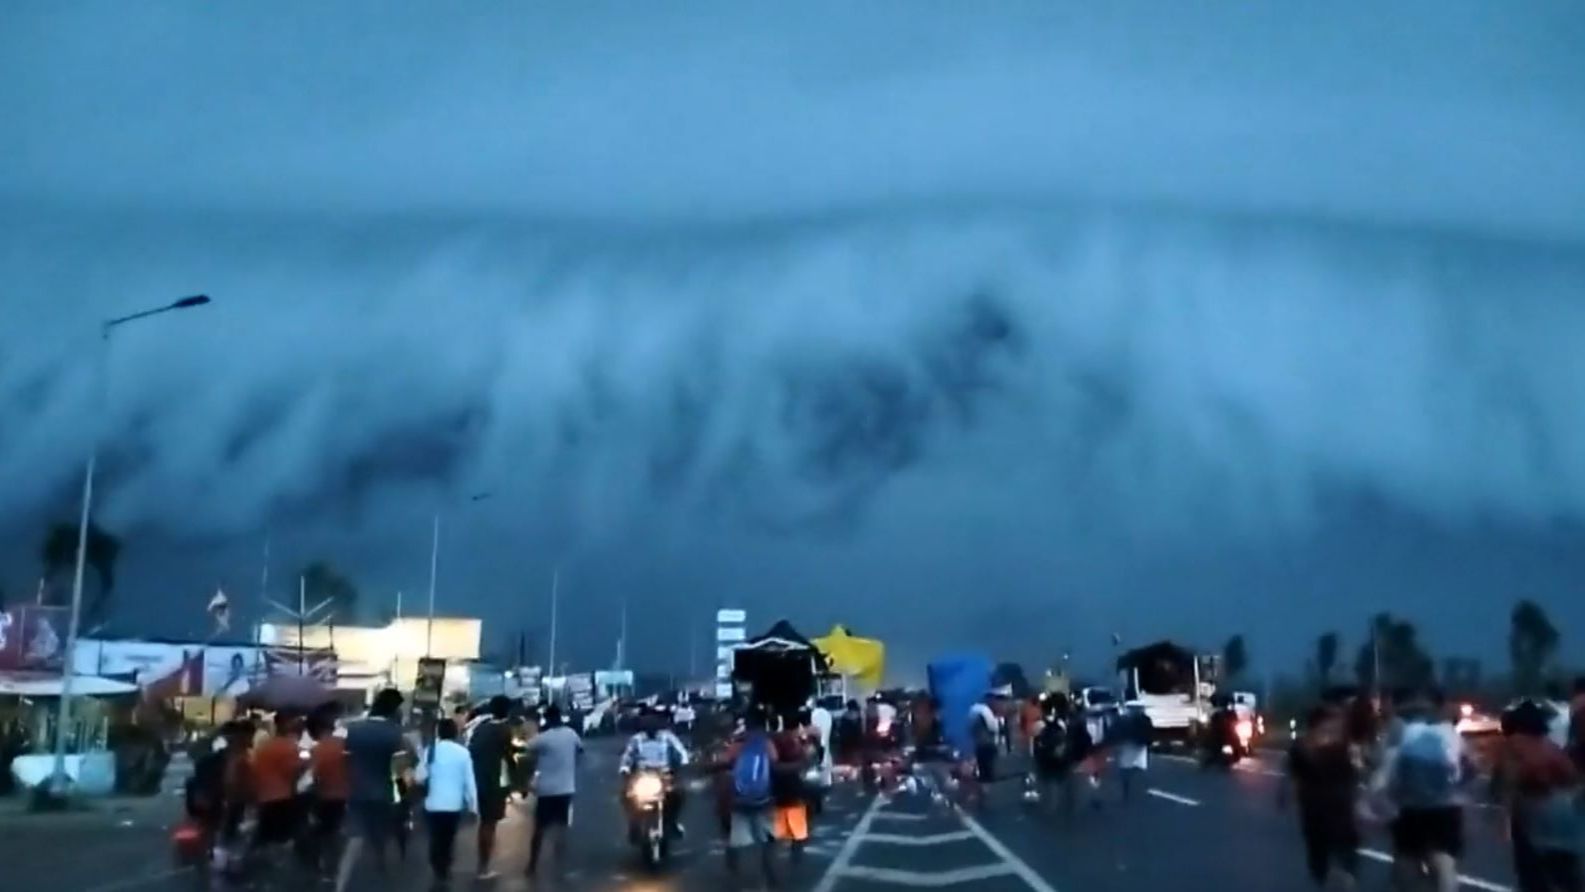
[3,3,1584,668]
[2,3,1582,236]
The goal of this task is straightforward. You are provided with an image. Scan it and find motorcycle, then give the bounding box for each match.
[626,770,672,867]
[1204,716,1253,768]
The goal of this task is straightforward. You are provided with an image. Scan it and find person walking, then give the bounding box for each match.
[524,705,582,880]
[969,695,1001,784]
[419,718,478,890]
[724,707,780,888]
[1281,704,1361,890]
[308,710,350,876]
[251,713,306,860]
[1493,700,1584,892]
[335,689,417,892]
[1112,702,1153,803]
[772,714,813,865]
[467,695,516,880]
[1373,687,1471,892]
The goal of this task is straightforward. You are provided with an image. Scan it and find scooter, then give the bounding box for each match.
[626,770,672,868]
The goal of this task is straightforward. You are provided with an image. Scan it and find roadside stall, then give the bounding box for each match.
[733,620,827,717]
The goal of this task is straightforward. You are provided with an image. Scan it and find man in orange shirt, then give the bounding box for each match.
[252,713,306,851]
[308,710,349,872]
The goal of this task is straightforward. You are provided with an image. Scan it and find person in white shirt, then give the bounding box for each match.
[419,719,478,886]
[619,706,690,838]
[969,697,1001,780]
[810,702,835,788]
[525,706,583,878]
[620,708,691,774]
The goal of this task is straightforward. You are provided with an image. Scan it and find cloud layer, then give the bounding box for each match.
[3,3,1584,668]
[3,3,1583,237]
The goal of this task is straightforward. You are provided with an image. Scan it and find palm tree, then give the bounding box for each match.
[40,522,122,629]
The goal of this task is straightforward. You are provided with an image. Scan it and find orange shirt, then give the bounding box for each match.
[311,737,350,802]
[252,736,304,804]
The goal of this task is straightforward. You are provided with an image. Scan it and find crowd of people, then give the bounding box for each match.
[1282,681,1585,892]
[180,689,588,890]
[176,687,845,890]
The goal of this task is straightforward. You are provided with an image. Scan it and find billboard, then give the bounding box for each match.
[0,606,68,671]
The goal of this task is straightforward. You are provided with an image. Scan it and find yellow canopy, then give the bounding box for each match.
[813,625,886,689]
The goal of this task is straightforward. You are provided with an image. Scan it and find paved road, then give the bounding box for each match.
[1,744,1522,892]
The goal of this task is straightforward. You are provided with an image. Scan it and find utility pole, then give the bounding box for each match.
[547,567,560,675]
[425,514,440,657]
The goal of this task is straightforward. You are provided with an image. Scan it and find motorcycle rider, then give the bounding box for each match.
[619,704,690,837]
[1202,694,1242,768]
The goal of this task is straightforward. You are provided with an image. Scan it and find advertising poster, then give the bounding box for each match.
[204,646,261,697]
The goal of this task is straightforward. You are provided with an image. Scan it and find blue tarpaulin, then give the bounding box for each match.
[927,653,992,754]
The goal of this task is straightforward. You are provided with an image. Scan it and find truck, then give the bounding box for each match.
[1116,641,1214,745]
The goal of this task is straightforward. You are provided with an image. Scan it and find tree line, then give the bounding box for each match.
[1214,599,1565,700]
[4,521,362,632]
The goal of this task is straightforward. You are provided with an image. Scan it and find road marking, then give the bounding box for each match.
[872,810,932,821]
[813,793,887,892]
[959,809,1063,892]
[1146,788,1201,806]
[839,864,1018,886]
[1356,848,1513,892]
[78,867,189,892]
[863,830,977,846]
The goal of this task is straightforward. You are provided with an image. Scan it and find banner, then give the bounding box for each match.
[264,646,337,682]
[0,606,67,671]
[75,640,202,691]
[204,646,261,697]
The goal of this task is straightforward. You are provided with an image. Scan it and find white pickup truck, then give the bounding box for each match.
[1117,641,1210,745]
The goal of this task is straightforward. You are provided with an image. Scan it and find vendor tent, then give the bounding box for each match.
[812,625,885,689]
[733,620,826,713]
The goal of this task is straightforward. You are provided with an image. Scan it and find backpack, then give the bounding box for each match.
[1035,719,1069,765]
[733,734,773,809]
[1391,726,1459,810]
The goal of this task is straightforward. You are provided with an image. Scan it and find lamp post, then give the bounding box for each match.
[425,491,491,657]
[46,294,211,800]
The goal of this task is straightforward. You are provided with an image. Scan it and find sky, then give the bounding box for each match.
[2,2,1584,681]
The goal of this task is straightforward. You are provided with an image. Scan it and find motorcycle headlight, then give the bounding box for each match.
[630,774,664,801]
[1235,720,1254,742]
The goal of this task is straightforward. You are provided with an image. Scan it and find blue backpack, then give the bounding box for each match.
[733,733,773,809]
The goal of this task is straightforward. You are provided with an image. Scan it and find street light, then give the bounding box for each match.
[425,490,492,657]
[46,294,212,801]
